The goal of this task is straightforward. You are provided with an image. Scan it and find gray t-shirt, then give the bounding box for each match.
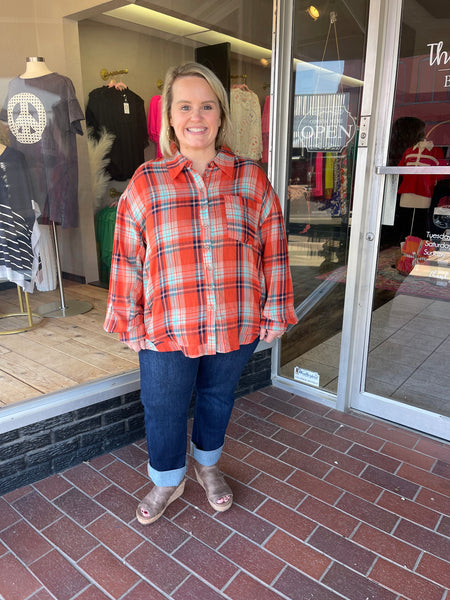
[1,72,84,228]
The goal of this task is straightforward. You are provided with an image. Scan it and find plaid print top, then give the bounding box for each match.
[104,147,297,357]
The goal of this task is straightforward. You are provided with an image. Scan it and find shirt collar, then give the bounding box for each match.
[211,147,235,178]
[166,146,235,180]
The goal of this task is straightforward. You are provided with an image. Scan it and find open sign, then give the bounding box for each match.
[295,105,356,151]
[292,93,357,151]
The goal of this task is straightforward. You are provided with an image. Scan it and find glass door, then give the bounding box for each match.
[278,0,371,398]
[344,0,450,439]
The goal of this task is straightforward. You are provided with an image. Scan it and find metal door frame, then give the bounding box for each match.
[271,0,389,409]
[272,0,450,439]
[344,0,450,440]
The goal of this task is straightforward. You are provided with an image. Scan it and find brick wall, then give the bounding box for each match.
[0,348,271,495]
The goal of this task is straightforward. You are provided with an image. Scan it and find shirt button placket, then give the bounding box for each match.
[195,173,216,353]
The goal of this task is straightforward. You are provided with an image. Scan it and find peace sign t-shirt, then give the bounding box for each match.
[1,73,84,228]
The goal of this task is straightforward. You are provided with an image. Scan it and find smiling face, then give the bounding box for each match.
[169,75,222,163]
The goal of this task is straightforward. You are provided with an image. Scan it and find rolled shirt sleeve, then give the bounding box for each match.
[104,188,147,344]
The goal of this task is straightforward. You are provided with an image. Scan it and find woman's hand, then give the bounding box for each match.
[259,327,286,343]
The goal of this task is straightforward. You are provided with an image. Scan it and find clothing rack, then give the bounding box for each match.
[100,68,128,81]
[231,74,247,81]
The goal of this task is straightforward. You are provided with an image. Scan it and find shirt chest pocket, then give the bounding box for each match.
[224,195,260,247]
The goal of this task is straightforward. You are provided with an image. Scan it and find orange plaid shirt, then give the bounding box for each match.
[104,147,296,357]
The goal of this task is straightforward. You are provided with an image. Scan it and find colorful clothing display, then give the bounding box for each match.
[104,147,297,357]
[324,153,335,194]
[335,149,348,217]
[312,153,323,198]
[147,95,163,158]
[1,73,84,228]
[396,235,436,275]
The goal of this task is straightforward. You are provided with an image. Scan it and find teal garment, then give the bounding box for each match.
[95,206,117,283]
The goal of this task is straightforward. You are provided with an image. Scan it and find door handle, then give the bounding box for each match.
[376,166,450,175]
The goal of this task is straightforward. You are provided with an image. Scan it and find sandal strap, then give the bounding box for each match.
[194,463,233,505]
[137,479,185,524]
[141,484,179,512]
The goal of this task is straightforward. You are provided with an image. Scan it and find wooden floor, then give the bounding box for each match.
[0,281,139,408]
[2,252,446,420]
[0,259,400,411]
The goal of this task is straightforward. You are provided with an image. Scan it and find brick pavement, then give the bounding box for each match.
[0,386,449,600]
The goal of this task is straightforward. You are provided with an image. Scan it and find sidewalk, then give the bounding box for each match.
[0,386,449,600]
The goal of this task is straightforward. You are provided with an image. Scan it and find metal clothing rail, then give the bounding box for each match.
[100,68,128,80]
[376,166,450,174]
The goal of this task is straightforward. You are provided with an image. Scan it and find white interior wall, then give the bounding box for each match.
[78,21,195,110]
[78,18,194,169]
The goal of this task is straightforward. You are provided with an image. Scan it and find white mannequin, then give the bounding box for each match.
[399,192,431,210]
[20,56,53,79]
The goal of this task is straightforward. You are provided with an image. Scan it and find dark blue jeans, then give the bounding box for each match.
[139,337,259,486]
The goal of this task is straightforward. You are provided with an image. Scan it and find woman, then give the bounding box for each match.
[104,62,297,524]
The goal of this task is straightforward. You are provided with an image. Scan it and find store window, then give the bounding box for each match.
[81,1,274,285]
[365,0,450,415]
[0,0,275,409]
[279,0,370,393]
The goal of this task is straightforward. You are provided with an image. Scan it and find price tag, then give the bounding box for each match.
[123,102,130,114]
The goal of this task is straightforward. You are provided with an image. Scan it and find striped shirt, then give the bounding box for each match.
[104,147,297,357]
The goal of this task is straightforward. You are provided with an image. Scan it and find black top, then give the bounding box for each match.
[86,86,148,181]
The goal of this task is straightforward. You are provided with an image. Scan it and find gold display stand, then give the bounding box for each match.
[0,284,43,334]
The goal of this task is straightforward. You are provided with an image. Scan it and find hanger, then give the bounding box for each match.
[231,74,250,92]
[231,83,251,92]
[101,68,129,91]
[107,78,127,91]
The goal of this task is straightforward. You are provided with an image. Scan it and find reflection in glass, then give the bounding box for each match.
[0,0,275,409]
[366,0,450,416]
[280,0,369,393]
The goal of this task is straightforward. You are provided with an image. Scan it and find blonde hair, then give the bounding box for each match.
[159,62,232,157]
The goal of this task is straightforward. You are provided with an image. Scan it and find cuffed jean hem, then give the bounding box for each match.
[147,463,186,487]
[191,441,223,467]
